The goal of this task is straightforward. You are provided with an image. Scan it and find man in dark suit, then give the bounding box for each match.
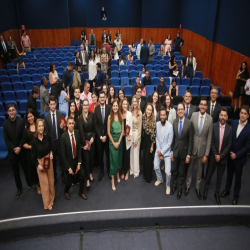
[203,108,232,205]
[44,96,66,183]
[61,117,87,200]
[140,39,149,67]
[171,102,193,199]
[26,86,40,118]
[0,35,10,67]
[79,44,89,72]
[101,29,107,43]
[185,97,213,200]
[3,104,30,198]
[93,63,106,97]
[178,59,188,83]
[89,29,96,46]
[221,105,250,205]
[132,76,141,95]
[73,87,83,117]
[84,40,91,57]
[94,90,111,181]
[136,85,146,114]
[206,87,222,123]
[183,90,196,119]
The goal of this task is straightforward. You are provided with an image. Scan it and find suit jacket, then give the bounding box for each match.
[94,104,111,138]
[178,65,188,79]
[155,120,173,158]
[171,117,193,159]
[61,130,82,172]
[44,110,63,145]
[40,85,50,113]
[0,40,9,56]
[84,45,91,57]
[210,122,232,165]
[94,70,106,88]
[190,112,213,157]
[101,33,107,43]
[231,120,250,165]
[140,45,149,64]
[75,99,83,117]
[148,43,155,61]
[140,99,146,114]
[79,50,89,65]
[206,101,222,123]
[185,104,196,120]
[89,33,96,46]
[3,117,25,160]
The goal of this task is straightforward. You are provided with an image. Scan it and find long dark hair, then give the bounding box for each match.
[68,100,78,121]
[118,88,125,102]
[25,108,37,133]
[163,94,173,109]
[49,62,55,73]
[240,61,249,75]
[170,55,176,66]
[107,85,117,105]
[149,91,161,112]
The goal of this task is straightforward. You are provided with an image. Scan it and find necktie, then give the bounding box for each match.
[186,106,189,118]
[2,41,7,53]
[179,120,182,138]
[101,107,104,123]
[52,113,57,139]
[71,134,77,158]
[211,104,214,116]
[219,125,224,153]
[199,116,203,135]
[77,102,79,111]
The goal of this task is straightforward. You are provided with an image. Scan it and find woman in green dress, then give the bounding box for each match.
[107,99,124,191]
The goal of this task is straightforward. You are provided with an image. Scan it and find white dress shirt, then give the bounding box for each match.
[236,120,248,138]
[81,51,86,65]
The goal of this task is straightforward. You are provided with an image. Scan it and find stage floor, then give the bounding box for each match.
[0,157,250,221]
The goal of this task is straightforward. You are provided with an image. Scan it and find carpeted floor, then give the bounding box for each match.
[0,156,249,221]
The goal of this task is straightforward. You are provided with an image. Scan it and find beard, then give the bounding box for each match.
[161,119,166,125]
[220,118,225,125]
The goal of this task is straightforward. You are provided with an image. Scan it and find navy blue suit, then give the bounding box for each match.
[225,120,250,198]
[140,45,149,66]
[94,70,106,96]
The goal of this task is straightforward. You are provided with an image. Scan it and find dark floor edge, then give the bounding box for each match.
[1,206,250,242]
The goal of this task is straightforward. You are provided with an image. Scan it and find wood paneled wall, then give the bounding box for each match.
[1,27,250,99]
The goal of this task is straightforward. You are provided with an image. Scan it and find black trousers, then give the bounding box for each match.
[88,80,94,93]
[142,134,154,183]
[96,137,110,174]
[82,142,95,180]
[171,156,186,190]
[64,158,85,194]
[204,157,226,195]
[174,47,180,52]
[52,139,63,178]
[225,157,244,198]
[9,153,29,190]
[25,149,39,185]
[244,95,250,106]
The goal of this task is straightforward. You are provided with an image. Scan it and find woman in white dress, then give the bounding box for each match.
[112,43,119,60]
[88,50,96,92]
[49,62,60,100]
[95,47,101,63]
[130,95,142,178]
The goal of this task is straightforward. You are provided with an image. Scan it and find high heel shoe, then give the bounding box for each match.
[125,173,129,181]
[86,186,90,191]
[117,175,120,183]
[111,180,116,191]
[90,178,94,183]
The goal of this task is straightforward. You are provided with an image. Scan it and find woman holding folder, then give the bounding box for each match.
[120,98,133,181]
[78,98,96,190]
[31,119,54,210]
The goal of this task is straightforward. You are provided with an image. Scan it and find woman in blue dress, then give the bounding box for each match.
[58,84,70,116]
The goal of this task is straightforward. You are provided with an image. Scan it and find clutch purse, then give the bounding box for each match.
[125,125,131,137]
[43,156,50,169]
[85,140,91,151]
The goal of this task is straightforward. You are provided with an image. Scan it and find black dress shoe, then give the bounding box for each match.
[184,187,189,196]
[28,184,36,191]
[196,189,202,200]
[177,189,182,199]
[214,194,221,205]
[220,190,230,197]
[16,189,22,199]
[98,173,103,182]
[90,178,94,183]
[232,198,238,205]
[203,191,207,200]
[170,186,176,195]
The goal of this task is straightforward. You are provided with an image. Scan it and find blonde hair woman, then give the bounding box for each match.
[130,95,142,178]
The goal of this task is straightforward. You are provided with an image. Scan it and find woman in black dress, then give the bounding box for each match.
[233,61,249,109]
[78,98,96,190]
[120,98,133,180]
[66,100,79,130]
[169,78,179,98]
[22,108,39,192]
[142,103,156,183]
[169,55,178,79]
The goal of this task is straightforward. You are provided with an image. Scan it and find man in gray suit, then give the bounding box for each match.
[89,29,96,46]
[171,102,193,199]
[79,44,89,72]
[185,97,213,200]
[148,38,155,62]
[184,90,196,119]
[40,76,50,113]
[44,96,66,183]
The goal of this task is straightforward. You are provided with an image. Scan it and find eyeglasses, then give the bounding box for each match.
[177,108,184,111]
